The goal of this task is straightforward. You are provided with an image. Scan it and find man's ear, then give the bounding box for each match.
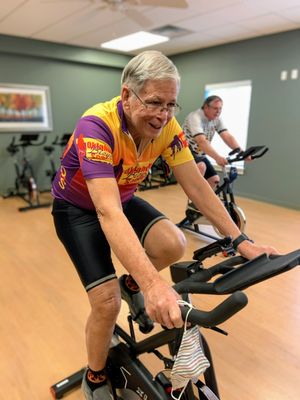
[121,86,130,108]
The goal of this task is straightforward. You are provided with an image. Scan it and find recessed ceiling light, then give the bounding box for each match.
[100,31,169,52]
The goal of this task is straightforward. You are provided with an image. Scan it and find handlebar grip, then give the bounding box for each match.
[251,147,268,159]
[38,136,47,146]
[227,145,268,163]
[52,135,59,145]
[228,147,241,156]
[214,249,300,294]
[180,291,248,328]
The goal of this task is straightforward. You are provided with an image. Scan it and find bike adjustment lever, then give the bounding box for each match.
[193,237,232,262]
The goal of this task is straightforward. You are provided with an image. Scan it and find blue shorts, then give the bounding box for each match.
[52,196,166,291]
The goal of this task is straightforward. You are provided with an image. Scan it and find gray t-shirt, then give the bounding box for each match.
[182,109,227,155]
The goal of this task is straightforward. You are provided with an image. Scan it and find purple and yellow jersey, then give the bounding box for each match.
[52,96,193,210]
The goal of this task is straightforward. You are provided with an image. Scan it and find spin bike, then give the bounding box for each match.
[50,237,300,400]
[139,156,177,191]
[44,133,72,182]
[177,146,269,240]
[4,134,52,212]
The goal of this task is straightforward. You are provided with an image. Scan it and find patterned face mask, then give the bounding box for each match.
[170,300,210,400]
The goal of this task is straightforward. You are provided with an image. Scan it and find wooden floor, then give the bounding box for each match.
[1,186,299,400]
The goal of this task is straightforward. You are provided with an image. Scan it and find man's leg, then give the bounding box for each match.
[80,279,121,399]
[52,199,119,399]
[143,218,186,270]
[86,279,121,371]
[206,174,220,190]
[196,160,207,177]
[202,158,220,190]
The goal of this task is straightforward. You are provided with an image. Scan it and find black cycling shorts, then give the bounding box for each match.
[192,151,217,179]
[52,196,166,291]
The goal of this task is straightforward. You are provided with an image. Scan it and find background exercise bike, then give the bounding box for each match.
[50,237,300,400]
[4,133,52,212]
[44,133,72,183]
[177,145,268,240]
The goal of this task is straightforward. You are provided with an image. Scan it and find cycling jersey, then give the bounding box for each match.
[52,96,193,209]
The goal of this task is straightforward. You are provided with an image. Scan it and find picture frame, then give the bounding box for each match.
[0,83,53,132]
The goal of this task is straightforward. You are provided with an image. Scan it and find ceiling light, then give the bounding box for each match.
[100,31,169,52]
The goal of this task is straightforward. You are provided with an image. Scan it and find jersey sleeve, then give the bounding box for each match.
[74,115,115,179]
[161,118,194,167]
[216,117,227,133]
[186,111,205,137]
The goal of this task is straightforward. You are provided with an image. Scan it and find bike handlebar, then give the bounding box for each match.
[227,145,269,163]
[6,134,47,154]
[174,249,300,295]
[52,133,72,146]
[171,240,300,327]
[180,291,248,328]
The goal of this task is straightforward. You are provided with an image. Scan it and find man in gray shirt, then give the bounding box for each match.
[183,95,244,189]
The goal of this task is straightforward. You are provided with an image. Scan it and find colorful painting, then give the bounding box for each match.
[0,84,52,132]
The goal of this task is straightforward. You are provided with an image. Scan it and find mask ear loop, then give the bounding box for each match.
[170,300,194,400]
[177,299,194,332]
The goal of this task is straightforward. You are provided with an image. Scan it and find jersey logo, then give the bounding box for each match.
[77,136,113,164]
[168,131,188,159]
[118,162,152,185]
[58,166,67,190]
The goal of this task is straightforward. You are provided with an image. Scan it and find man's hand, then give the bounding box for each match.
[237,240,279,259]
[143,278,183,329]
[215,155,228,167]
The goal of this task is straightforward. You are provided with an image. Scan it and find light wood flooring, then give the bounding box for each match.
[0,185,299,400]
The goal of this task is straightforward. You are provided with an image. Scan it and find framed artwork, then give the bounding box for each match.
[0,83,53,132]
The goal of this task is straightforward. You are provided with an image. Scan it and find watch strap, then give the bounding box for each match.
[232,233,253,250]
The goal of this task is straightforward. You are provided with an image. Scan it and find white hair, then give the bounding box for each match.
[121,50,180,92]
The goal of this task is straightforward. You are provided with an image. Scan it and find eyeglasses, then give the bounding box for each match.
[208,105,222,112]
[130,89,181,116]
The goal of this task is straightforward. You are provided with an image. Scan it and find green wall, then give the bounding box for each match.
[0,30,299,209]
[172,29,300,210]
[0,35,130,194]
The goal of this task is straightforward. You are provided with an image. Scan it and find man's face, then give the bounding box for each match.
[203,100,223,120]
[122,79,179,141]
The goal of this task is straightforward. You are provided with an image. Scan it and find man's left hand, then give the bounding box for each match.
[237,240,279,259]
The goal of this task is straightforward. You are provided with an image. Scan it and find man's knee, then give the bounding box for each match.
[146,225,186,264]
[165,228,186,259]
[88,278,121,321]
[197,161,207,176]
[207,175,220,189]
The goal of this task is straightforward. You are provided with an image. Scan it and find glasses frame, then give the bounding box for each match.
[207,104,223,112]
[130,88,181,116]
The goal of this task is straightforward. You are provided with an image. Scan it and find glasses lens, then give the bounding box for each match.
[173,104,181,116]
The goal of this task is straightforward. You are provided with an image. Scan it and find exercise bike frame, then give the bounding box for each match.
[50,236,300,400]
[4,134,52,212]
[177,146,269,240]
[44,133,72,183]
[139,156,177,192]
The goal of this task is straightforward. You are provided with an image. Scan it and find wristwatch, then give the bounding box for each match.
[232,233,253,250]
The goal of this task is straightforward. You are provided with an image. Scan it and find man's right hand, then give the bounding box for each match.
[143,278,183,329]
[215,155,228,167]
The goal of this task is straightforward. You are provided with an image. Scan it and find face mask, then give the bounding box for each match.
[170,300,210,400]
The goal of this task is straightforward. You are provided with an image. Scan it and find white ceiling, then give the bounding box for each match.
[0,0,299,56]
